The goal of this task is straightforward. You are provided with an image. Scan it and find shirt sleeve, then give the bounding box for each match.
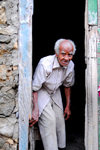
[63,68,75,87]
[32,62,46,91]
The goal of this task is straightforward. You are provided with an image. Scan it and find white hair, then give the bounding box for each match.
[54,38,76,55]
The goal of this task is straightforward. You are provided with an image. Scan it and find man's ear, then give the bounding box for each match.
[55,53,58,57]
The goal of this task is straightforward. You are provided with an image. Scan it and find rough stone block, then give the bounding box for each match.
[0,137,5,149]
[0,35,10,43]
[0,65,7,80]
[2,143,10,150]
[0,98,15,116]
[0,117,17,137]
[0,6,7,24]
[13,123,18,142]
[0,89,16,116]
[0,86,12,92]
[0,26,17,35]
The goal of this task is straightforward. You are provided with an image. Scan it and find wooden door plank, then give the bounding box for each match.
[97,27,100,150]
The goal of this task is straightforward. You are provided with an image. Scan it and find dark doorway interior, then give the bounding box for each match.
[33,0,85,149]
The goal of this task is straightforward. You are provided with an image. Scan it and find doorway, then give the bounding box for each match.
[32,0,85,149]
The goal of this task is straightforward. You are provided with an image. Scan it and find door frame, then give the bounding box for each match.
[18,0,99,149]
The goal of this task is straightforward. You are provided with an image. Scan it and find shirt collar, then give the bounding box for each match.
[53,55,60,69]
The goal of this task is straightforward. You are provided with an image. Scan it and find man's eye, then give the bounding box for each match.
[68,54,72,57]
[61,53,66,56]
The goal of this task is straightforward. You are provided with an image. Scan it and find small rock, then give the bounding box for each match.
[0,6,7,24]
[13,42,18,50]
[6,139,14,145]
[0,65,7,80]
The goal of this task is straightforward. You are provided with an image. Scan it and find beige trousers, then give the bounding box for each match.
[38,100,66,150]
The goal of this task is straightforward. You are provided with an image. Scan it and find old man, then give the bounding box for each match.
[30,39,76,150]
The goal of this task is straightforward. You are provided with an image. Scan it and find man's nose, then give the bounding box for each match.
[64,55,69,61]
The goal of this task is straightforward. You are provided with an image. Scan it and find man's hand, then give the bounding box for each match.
[29,92,39,127]
[29,106,39,127]
[64,87,71,120]
[64,106,71,120]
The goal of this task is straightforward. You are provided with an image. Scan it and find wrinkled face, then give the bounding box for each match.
[56,40,74,67]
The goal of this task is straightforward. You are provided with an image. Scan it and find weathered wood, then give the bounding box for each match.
[88,27,97,58]
[97,27,100,150]
[91,58,98,150]
[85,0,88,59]
[88,0,97,25]
[85,1,98,147]
[85,58,93,150]
[98,62,100,150]
[18,0,33,149]
[85,57,98,150]
[29,127,35,150]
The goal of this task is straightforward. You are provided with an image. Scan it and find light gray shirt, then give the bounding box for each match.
[32,55,75,116]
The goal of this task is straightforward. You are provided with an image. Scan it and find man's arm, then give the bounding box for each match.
[64,87,71,120]
[29,91,39,127]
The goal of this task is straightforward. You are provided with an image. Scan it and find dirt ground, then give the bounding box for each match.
[66,134,85,150]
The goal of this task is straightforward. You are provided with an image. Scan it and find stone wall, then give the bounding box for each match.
[0,0,19,149]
